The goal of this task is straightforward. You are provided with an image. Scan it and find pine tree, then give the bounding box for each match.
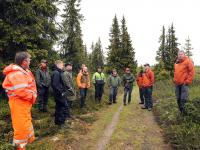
[107,15,121,72]
[61,0,85,72]
[184,36,193,58]
[156,26,166,63]
[91,38,104,72]
[120,16,137,74]
[165,23,179,74]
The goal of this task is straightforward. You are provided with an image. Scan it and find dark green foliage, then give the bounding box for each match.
[164,24,179,74]
[0,0,59,82]
[155,24,179,77]
[107,15,121,73]
[119,16,137,75]
[107,15,137,75]
[156,26,166,62]
[61,0,85,72]
[153,79,200,150]
[153,62,170,81]
[90,38,104,72]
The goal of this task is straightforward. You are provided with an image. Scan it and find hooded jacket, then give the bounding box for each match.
[2,64,37,104]
[174,56,195,85]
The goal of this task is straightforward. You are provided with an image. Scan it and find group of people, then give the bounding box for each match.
[1,50,195,150]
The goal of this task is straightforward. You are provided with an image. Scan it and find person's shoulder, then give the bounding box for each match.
[52,70,59,75]
[77,72,82,77]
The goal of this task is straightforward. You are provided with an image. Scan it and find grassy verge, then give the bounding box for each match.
[153,76,200,149]
[0,86,114,150]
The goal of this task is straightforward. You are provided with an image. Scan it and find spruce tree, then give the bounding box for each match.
[61,0,85,72]
[184,36,193,58]
[120,16,137,74]
[156,26,166,63]
[91,38,104,72]
[0,0,59,67]
[107,15,121,72]
[165,23,179,74]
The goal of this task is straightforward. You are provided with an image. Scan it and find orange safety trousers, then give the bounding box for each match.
[9,98,35,149]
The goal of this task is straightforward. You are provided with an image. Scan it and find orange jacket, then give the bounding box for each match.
[136,74,144,88]
[174,56,195,85]
[2,64,36,147]
[3,64,37,104]
[143,69,154,87]
[76,72,90,89]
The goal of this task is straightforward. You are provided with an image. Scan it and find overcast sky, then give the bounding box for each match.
[58,0,200,65]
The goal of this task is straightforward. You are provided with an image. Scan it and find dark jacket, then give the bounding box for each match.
[122,73,135,88]
[51,67,65,97]
[36,67,51,88]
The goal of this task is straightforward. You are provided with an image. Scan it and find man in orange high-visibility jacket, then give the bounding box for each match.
[174,50,195,113]
[2,52,37,150]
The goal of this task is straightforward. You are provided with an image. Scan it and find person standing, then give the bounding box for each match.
[92,67,106,102]
[107,69,121,105]
[122,67,135,105]
[51,60,70,126]
[76,66,90,108]
[136,69,145,105]
[174,50,195,113]
[3,52,37,150]
[35,59,51,112]
[142,63,154,111]
[62,62,76,108]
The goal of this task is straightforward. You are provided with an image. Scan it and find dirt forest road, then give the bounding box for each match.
[70,87,172,150]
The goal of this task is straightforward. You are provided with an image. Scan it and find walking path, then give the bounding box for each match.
[71,87,171,150]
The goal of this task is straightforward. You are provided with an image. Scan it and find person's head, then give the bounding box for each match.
[144,63,150,71]
[15,51,31,69]
[65,62,73,71]
[40,59,47,68]
[82,66,88,74]
[178,50,185,60]
[55,60,64,70]
[81,64,86,69]
[112,69,117,76]
[125,67,131,74]
[97,67,102,73]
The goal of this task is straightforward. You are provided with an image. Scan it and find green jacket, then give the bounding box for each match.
[61,71,76,101]
[122,73,135,88]
[35,67,51,88]
[92,72,106,84]
[62,71,74,90]
[107,75,121,87]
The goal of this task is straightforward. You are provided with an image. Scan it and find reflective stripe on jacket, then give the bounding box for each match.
[3,64,37,104]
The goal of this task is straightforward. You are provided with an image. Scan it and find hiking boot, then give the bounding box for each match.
[124,103,127,106]
[141,106,147,109]
[139,102,144,104]
[148,108,152,111]
[113,101,117,104]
